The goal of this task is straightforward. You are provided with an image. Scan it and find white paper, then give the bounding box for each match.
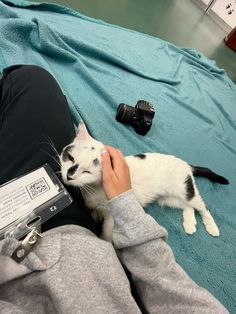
[0,167,59,230]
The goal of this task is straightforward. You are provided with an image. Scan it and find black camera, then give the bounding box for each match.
[116,100,155,135]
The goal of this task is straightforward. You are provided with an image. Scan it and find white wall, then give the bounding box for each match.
[211,1,236,29]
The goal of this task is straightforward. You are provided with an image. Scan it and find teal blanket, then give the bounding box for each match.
[0,0,236,311]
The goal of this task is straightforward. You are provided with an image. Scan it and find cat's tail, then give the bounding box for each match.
[191,166,229,185]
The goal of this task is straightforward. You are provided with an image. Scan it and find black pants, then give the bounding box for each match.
[0,64,145,312]
[0,64,97,234]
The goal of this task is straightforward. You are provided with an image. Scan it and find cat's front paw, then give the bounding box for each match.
[100,231,113,242]
[100,214,114,242]
[91,209,104,222]
[183,222,197,235]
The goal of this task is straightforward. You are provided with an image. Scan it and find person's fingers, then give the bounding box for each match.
[104,145,119,158]
[111,148,128,173]
[104,145,125,171]
[102,146,131,200]
[101,150,113,178]
[104,146,124,156]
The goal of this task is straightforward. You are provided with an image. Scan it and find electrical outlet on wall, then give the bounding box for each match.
[192,0,236,32]
[211,0,236,29]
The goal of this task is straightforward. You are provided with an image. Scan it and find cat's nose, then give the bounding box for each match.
[67,164,79,180]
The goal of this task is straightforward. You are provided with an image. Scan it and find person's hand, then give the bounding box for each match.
[101,145,131,200]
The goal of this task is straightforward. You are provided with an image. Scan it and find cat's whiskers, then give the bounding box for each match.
[76,187,83,202]
[85,184,96,193]
[80,187,92,199]
[39,148,61,167]
[46,136,61,160]
[81,185,96,198]
[40,136,62,167]
[83,186,94,197]
[79,186,88,196]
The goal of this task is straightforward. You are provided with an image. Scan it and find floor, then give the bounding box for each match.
[36,0,236,82]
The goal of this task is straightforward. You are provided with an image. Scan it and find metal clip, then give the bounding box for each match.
[11,227,42,263]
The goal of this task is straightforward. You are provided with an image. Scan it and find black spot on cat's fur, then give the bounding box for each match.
[62,145,74,162]
[185,175,195,201]
[91,146,95,150]
[93,158,99,166]
[134,154,146,159]
[67,164,79,180]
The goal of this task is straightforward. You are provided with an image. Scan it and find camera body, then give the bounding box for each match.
[116,100,155,135]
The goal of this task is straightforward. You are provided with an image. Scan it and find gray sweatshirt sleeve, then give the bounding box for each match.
[107,190,228,314]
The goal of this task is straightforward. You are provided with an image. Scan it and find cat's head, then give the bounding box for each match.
[60,122,104,188]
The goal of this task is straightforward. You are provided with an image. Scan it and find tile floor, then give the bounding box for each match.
[36,0,236,82]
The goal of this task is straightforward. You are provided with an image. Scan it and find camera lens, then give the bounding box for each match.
[116,103,136,125]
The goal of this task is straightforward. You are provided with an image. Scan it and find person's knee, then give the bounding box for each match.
[1,64,65,114]
[13,65,55,85]
[7,65,62,99]
[3,65,57,92]
[0,63,66,121]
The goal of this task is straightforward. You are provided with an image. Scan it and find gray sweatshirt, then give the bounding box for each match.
[0,190,227,314]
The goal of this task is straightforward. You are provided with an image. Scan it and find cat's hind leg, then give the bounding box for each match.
[183,207,197,235]
[158,197,197,235]
[184,174,219,236]
[188,193,219,237]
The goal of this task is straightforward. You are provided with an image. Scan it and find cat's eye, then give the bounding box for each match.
[82,171,91,174]
[68,154,74,163]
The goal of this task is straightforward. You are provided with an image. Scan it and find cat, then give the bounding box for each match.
[60,122,229,241]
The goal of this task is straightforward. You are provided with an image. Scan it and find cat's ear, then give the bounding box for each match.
[76,121,92,142]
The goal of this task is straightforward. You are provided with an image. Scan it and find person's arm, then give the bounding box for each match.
[101,146,228,314]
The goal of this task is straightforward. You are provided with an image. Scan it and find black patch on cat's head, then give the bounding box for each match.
[91,146,95,150]
[62,145,74,162]
[93,158,99,166]
[134,154,146,159]
[67,164,79,179]
[185,175,195,201]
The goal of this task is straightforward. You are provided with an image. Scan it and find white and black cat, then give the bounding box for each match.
[60,122,229,241]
